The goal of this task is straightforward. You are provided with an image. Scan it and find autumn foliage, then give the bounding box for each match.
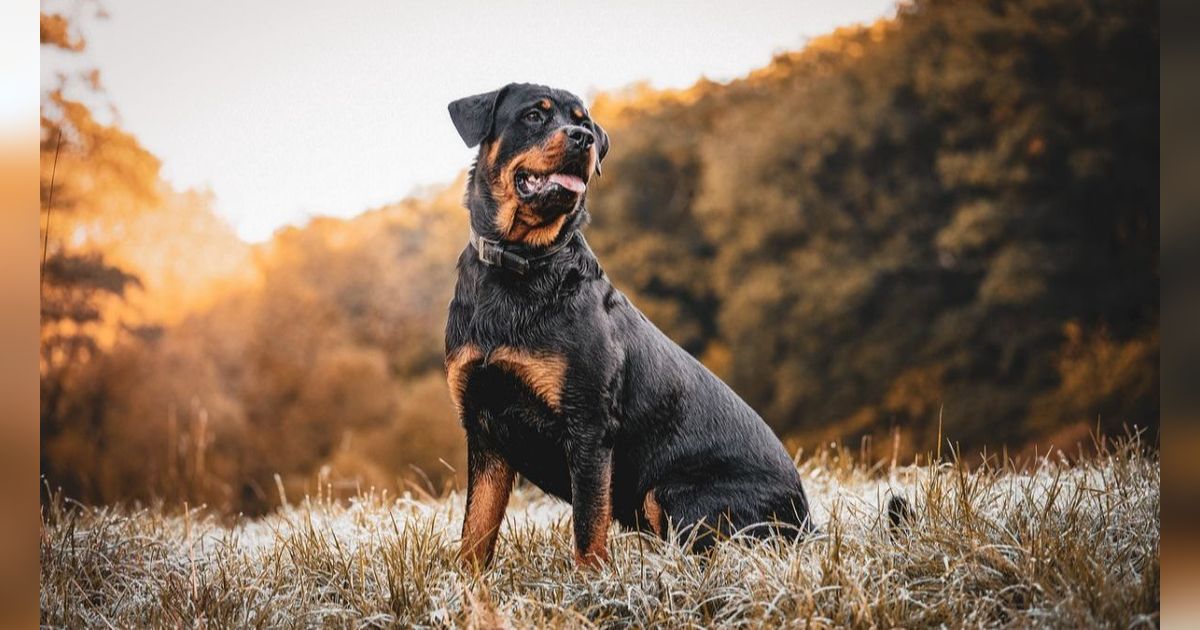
[40,0,1158,514]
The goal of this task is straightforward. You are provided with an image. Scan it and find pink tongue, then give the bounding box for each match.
[547,173,586,193]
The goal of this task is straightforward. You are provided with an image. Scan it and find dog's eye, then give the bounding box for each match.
[523,110,545,124]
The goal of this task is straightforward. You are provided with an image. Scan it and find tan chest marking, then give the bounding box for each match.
[446,345,484,416]
[488,347,568,411]
[446,344,568,413]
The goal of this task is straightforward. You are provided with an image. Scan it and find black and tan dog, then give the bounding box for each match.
[445,83,811,569]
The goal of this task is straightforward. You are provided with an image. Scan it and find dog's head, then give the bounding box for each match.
[449,83,609,247]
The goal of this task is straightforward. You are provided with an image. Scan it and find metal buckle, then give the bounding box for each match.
[472,232,532,274]
[476,236,504,267]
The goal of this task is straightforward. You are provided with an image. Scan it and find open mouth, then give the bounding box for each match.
[515,168,587,198]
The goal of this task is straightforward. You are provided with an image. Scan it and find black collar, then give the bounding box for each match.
[468,229,581,275]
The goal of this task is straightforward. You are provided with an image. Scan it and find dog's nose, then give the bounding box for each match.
[565,126,594,150]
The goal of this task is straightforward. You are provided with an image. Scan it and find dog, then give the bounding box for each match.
[445,83,812,569]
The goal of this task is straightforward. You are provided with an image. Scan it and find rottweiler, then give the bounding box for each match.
[445,83,812,569]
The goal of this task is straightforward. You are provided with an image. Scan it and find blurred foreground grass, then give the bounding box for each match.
[41,438,1158,628]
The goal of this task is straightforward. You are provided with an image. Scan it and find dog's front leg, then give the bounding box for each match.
[566,432,613,568]
[460,436,514,569]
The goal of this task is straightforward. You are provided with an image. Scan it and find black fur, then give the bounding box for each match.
[448,85,510,148]
[446,83,811,566]
[887,495,914,537]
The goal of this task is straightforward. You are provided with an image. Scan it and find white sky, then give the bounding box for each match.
[60,0,897,242]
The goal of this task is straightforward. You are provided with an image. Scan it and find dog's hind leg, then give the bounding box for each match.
[654,484,812,552]
[639,488,667,538]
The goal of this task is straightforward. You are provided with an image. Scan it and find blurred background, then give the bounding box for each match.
[39,0,1158,516]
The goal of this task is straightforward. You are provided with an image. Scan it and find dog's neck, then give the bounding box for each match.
[463,197,589,278]
[467,226,583,276]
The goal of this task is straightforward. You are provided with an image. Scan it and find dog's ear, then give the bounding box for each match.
[447,84,512,148]
[592,120,610,176]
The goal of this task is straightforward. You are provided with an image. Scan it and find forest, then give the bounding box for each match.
[41,0,1159,515]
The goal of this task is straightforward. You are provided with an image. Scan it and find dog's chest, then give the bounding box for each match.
[446,276,582,415]
[446,343,568,417]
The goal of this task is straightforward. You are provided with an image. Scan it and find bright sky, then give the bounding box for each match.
[65,0,897,242]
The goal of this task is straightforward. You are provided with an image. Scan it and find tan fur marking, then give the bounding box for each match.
[490,131,575,245]
[461,457,515,568]
[572,107,584,120]
[538,98,552,110]
[446,345,483,416]
[484,139,501,168]
[488,346,568,411]
[507,214,569,248]
[642,488,665,537]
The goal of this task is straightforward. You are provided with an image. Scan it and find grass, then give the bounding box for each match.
[41,438,1159,628]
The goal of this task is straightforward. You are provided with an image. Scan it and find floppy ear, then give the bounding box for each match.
[592,121,610,176]
[447,85,511,148]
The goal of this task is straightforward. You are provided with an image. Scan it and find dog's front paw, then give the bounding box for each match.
[459,543,493,572]
[573,547,609,569]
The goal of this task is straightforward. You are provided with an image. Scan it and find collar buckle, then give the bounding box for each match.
[475,235,505,267]
[475,234,531,275]
[470,229,579,276]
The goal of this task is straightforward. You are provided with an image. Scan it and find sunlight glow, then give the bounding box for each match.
[72,0,897,242]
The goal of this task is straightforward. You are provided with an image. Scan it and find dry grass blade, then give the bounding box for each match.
[41,438,1158,628]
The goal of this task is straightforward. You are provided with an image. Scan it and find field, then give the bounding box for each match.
[40,439,1159,628]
